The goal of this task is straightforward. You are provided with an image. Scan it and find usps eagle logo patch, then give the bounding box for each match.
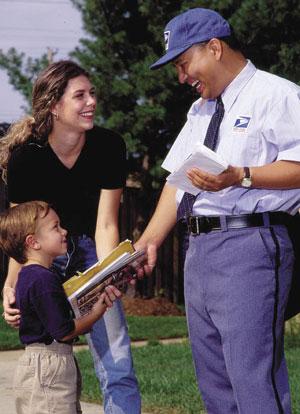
[164,30,170,51]
[233,116,251,133]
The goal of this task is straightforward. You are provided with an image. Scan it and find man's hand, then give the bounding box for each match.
[134,243,158,279]
[2,287,21,328]
[187,165,243,192]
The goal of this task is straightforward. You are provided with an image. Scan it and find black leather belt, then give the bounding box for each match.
[187,212,292,235]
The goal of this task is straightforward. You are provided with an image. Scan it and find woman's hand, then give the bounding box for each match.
[2,286,21,328]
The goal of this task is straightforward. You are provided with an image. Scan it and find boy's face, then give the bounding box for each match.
[34,208,68,260]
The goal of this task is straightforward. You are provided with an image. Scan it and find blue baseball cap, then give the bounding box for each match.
[150,8,231,70]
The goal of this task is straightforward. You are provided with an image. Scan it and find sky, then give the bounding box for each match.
[0,0,86,123]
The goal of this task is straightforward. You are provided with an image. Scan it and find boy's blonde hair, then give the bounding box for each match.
[0,201,50,264]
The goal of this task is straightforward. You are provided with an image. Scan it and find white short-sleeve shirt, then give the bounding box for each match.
[162,61,300,215]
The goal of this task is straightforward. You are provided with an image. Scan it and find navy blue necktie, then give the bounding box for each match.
[177,96,225,221]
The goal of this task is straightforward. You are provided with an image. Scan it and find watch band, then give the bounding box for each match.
[240,166,252,188]
[243,166,250,179]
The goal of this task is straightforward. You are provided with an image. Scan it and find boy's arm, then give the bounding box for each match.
[60,285,122,342]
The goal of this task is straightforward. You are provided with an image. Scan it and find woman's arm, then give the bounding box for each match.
[4,258,21,290]
[94,188,123,261]
[2,258,22,327]
[2,202,21,327]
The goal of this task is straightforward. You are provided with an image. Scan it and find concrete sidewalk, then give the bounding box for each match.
[0,348,103,413]
[0,339,185,413]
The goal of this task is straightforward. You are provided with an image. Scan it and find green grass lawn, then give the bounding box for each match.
[1,300,300,413]
[76,341,205,414]
[0,301,20,350]
[0,299,188,349]
[76,337,300,414]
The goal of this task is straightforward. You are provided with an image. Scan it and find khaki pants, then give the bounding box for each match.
[13,341,82,414]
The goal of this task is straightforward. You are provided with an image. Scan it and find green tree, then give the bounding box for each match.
[225,0,300,81]
[0,49,50,112]
[70,0,300,187]
[70,0,196,190]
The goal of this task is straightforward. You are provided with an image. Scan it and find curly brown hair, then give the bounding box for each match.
[0,60,90,181]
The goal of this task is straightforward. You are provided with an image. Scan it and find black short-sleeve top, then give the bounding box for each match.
[7,126,127,237]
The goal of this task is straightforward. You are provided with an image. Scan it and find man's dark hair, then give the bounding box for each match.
[195,25,245,55]
[219,25,245,53]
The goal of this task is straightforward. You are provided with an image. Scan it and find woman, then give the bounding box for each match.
[0,60,141,414]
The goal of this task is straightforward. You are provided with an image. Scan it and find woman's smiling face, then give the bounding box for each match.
[52,75,97,132]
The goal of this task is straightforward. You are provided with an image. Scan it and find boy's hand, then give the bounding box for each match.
[2,287,21,328]
[92,285,122,317]
[102,285,122,307]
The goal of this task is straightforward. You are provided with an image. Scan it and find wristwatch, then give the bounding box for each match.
[241,167,252,188]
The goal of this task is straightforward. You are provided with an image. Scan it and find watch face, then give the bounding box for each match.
[241,177,252,188]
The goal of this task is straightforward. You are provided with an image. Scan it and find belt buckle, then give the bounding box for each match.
[187,216,198,235]
[188,216,212,235]
[187,216,193,234]
[201,216,212,233]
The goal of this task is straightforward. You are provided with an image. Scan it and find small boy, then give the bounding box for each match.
[0,201,121,414]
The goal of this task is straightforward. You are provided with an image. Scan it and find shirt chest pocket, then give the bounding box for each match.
[219,121,262,166]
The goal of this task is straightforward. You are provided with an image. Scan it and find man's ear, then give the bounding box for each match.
[208,38,223,61]
[25,234,40,250]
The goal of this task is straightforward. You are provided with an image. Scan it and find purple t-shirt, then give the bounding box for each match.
[16,264,75,345]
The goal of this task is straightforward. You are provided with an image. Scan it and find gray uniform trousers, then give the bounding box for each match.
[184,223,294,414]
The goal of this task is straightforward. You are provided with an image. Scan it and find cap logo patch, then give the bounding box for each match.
[164,31,170,50]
